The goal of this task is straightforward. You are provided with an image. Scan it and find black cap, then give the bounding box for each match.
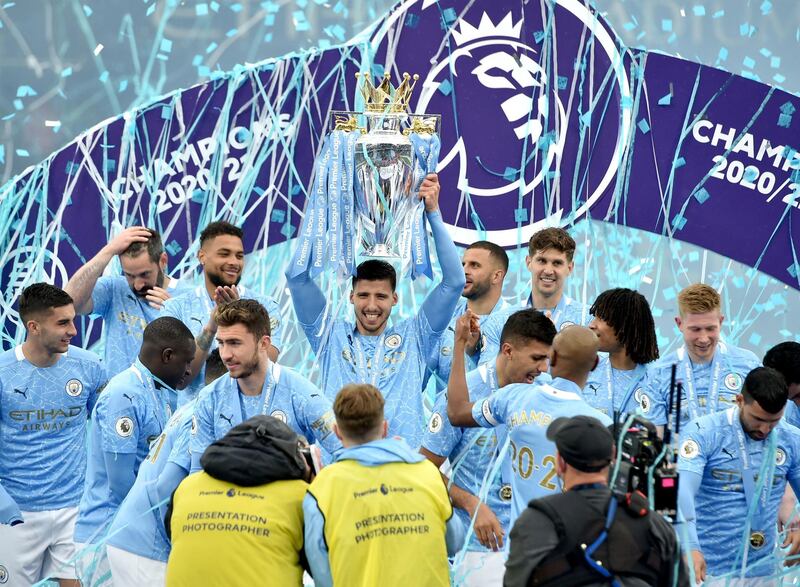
[546,415,614,472]
[200,415,307,486]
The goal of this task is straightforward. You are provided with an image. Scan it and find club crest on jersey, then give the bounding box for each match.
[441,346,452,357]
[0,564,8,584]
[342,348,354,364]
[499,484,513,502]
[270,316,280,332]
[638,393,651,414]
[680,439,699,460]
[65,379,83,397]
[385,334,402,349]
[271,410,287,423]
[724,373,743,391]
[428,412,444,434]
[776,447,787,466]
[191,415,198,436]
[116,417,134,438]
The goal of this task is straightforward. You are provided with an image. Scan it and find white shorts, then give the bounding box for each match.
[0,507,79,586]
[74,541,113,587]
[106,545,166,587]
[454,551,506,586]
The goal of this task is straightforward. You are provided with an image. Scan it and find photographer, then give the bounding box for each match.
[505,416,688,587]
[165,416,314,586]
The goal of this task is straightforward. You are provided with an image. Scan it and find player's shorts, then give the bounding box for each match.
[454,551,506,586]
[74,541,113,586]
[0,507,79,586]
[107,545,166,587]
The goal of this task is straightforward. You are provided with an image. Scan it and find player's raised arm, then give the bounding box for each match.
[284,265,328,333]
[447,311,480,427]
[419,174,466,334]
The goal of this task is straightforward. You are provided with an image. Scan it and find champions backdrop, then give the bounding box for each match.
[0,0,798,368]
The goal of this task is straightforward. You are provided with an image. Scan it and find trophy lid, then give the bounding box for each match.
[356,72,420,114]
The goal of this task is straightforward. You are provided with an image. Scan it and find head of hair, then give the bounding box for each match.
[142,317,194,353]
[199,221,243,247]
[499,309,557,348]
[763,342,800,386]
[741,366,788,414]
[204,349,227,386]
[333,384,385,443]
[678,283,721,316]
[352,260,397,292]
[528,227,577,262]
[467,241,509,272]
[120,229,163,263]
[590,288,659,364]
[214,299,271,339]
[18,283,73,324]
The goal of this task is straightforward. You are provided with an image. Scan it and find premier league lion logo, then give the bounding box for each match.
[384,1,633,246]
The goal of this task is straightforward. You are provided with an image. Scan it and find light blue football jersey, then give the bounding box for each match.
[300,310,441,449]
[644,342,760,428]
[106,401,194,561]
[189,362,339,471]
[91,275,189,377]
[426,298,510,394]
[678,408,800,577]
[0,345,106,511]
[74,360,176,543]
[472,377,612,527]
[479,295,588,367]
[422,364,510,551]
[582,355,649,420]
[161,284,283,404]
[785,402,800,428]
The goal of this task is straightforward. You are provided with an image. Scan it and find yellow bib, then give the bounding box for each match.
[309,458,452,586]
[166,472,307,587]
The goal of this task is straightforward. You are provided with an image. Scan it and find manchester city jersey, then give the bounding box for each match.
[74,360,176,543]
[189,363,339,471]
[301,311,440,449]
[106,401,195,561]
[472,377,612,527]
[582,355,649,420]
[678,408,800,577]
[479,295,588,367]
[426,298,509,394]
[162,284,283,404]
[0,345,106,511]
[91,275,189,377]
[644,342,759,428]
[422,365,510,552]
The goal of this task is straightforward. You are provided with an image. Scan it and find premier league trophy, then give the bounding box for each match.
[288,71,441,279]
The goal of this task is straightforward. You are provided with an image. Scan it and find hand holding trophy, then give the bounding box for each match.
[289,70,441,280]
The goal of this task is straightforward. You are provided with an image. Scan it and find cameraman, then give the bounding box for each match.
[505,416,688,587]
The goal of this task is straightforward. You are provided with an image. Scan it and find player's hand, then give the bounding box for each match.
[782,529,800,566]
[145,286,171,310]
[418,173,440,212]
[691,550,706,584]
[779,487,799,532]
[454,310,479,348]
[213,285,240,305]
[105,226,151,256]
[473,503,505,551]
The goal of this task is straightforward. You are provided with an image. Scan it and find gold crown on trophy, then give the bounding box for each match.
[356,71,420,113]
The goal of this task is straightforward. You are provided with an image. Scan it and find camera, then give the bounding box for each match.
[610,416,678,517]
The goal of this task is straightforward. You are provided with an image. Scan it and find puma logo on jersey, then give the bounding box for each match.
[123,393,135,403]
[219,414,233,425]
[13,388,28,399]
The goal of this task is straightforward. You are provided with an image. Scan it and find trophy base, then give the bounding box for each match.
[364,244,400,258]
